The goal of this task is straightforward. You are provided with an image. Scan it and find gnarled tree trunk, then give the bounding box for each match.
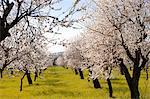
[119,58,142,99]
[129,82,140,99]
[34,71,38,81]
[119,66,124,75]
[145,63,149,80]
[93,78,101,88]
[39,69,42,76]
[146,68,148,80]
[74,68,78,75]
[0,69,3,78]
[26,71,32,85]
[107,78,113,97]
[78,68,84,79]
[20,72,26,91]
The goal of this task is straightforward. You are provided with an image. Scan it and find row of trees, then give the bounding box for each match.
[0,0,85,91]
[0,0,150,98]
[63,0,150,99]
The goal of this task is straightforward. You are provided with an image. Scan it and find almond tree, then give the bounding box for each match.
[63,40,85,79]
[0,0,84,76]
[87,0,150,98]
[78,31,115,97]
[10,36,51,91]
[0,33,30,78]
[0,0,84,42]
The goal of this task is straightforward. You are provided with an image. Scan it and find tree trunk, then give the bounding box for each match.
[20,72,26,91]
[146,68,148,80]
[119,66,124,75]
[0,69,3,78]
[74,68,78,75]
[88,69,92,82]
[123,79,140,99]
[26,71,32,85]
[107,78,113,97]
[34,71,38,81]
[119,58,140,99]
[0,27,10,42]
[78,68,84,79]
[93,78,101,88]
[130,67,132,71]
[145,62,149,80]
[10,70,13,75]
[124,71,140,99]
[129,81,140,99]
[129,65,141,99]
[39,69,42,76]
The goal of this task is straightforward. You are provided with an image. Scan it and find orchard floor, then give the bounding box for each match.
[0,66,150,99]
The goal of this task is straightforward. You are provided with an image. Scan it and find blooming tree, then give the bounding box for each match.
[0,0,84,42]
[84,0,150,98]
[55,55,65,66]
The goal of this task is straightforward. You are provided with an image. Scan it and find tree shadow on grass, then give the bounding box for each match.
[111,78,127,85]
[34,88,75,97]
[111,81,126,85]
[40,79,68,87]
[111,78,125,81]
[0,86,7,89]
[112,86,129,93]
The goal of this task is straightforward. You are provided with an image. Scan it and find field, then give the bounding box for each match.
[0,66,149,99]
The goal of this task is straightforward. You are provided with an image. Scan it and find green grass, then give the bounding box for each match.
[0,66,149,99]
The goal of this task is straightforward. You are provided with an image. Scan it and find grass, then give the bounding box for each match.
[0,66,149,99]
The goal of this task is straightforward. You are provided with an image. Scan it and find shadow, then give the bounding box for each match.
[41,79,67,87]
[56,90,74,96]
[34,89,56,96]
[112,87,129,93]
[0,86,7,89]
[111,96,116,98]
[111,81,126,85]
[34,88,75,97]
[111,78,125,81]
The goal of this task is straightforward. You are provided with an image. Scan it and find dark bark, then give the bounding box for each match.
[130,67,132,71]
[93,78,101,88]
[53,58,57,66]
[107,78,113,97]
[10,70,13,75]
[26,71,32,85]
[145,64,149,80]
[119,58,141,99]
[39,69,42,76]
[78,68,84,79]
[0,28,10,42]
[88,68,92,82]
[0,1,14,42]
[74,68,78,75]
[146,68,148,80]
[20,72,26,91]
[8,68,14,75]
[0,0,32,42]
[119,66,124,75]
[34,71,38,81]
[0,63,8,78]
[0,69,3,78]
[130,82,140,99]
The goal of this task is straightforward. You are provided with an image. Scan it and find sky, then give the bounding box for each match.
[48,26,83,53]
[47,0,87,53]
[26,0,86,53]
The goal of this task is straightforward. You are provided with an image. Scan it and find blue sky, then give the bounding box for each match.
[48,0,87,53]
[27,0,86,53]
